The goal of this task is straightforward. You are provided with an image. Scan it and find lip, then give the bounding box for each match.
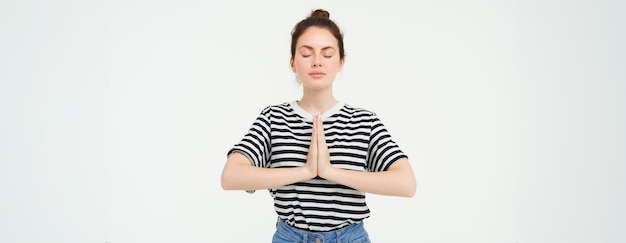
[309,72,326,78]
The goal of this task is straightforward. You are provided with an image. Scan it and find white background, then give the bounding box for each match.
[1,0,625,242]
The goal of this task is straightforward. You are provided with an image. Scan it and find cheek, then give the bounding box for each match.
[295,61,309,71]
[325,59,341,70]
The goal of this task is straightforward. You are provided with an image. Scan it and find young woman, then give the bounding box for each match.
[221,9,416,243]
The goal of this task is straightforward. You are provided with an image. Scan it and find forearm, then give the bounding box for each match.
[321,159,416,197]
[221,153,314,191]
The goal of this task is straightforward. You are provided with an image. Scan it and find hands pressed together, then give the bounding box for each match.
[304,114,335,179]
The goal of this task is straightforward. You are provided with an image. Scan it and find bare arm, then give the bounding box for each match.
[220,152,316,191]
[222,115,322,191]
[313,115,416,197]
[320,158,416,197]
[223,114,416,196]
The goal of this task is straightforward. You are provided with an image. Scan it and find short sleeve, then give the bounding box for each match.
[227,106,272,169]
[366,113,408,172]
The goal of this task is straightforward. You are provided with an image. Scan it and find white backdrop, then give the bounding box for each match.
[1,0,625,242]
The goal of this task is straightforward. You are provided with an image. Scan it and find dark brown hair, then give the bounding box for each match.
[290,9,345,60]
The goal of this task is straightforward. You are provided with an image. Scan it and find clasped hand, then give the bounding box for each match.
[305,114,334,179]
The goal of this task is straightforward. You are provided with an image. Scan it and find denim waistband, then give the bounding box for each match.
[274,217,369,243]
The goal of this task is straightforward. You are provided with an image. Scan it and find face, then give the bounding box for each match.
[291,27,344,91]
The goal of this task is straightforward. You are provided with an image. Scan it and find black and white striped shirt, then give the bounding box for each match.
[228,100,408,232]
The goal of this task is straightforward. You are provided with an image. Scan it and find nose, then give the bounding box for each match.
[312,56,322,67]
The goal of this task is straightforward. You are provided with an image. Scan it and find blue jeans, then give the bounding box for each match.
[272,218,371,243]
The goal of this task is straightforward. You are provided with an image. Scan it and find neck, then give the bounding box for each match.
[297,88,337,115]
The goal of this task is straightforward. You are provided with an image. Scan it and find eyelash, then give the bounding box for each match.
[301,55,333,58]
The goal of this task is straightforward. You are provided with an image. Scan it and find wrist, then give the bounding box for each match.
[319,166,338,180]
[302,166,317,180]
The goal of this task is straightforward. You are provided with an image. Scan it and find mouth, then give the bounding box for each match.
[309,72,326,78]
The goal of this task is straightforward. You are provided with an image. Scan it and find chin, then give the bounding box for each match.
[302,81,333,90]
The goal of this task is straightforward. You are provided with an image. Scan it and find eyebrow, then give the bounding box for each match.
[298,45,336,51]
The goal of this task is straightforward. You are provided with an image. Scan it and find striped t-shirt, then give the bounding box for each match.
[227,100,408,232]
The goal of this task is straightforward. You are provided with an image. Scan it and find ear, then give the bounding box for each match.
[290,57,296,73]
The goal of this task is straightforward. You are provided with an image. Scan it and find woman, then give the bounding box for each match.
[221,9,416,242]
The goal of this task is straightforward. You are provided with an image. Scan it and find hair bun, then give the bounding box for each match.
[310,9,330,19]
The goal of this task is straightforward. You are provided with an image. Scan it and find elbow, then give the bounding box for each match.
[399,183,416,198]
[220,177,229,190]
[221,152,250,190]
[402,177,417,198]
[220,170,236,190]
[221,178,237,191]
[388,158,416,198]
[405,183,416,198]
[221,179,230,190]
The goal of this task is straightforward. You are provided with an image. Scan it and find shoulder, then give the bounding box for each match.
[259,102,291,113]
[341,103,378,118]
